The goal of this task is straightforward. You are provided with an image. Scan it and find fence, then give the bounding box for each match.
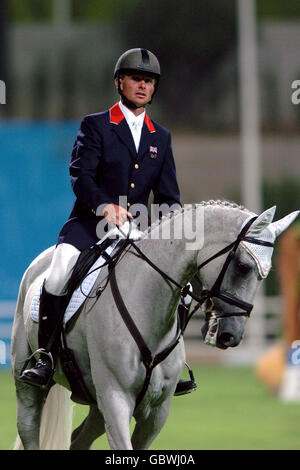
[0,301,15,367]
[0,296,285,369]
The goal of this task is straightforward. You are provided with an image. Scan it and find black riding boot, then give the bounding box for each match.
[174,379,197,396]
[19,283,69,388]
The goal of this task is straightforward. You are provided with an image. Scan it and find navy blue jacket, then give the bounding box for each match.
[57,102,181,250]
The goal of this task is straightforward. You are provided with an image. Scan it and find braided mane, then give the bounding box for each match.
[144,199,251,235]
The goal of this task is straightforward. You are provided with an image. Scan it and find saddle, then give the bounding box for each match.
[59,237,126,404]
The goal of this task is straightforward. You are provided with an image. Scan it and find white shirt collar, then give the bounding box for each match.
[119,100,145,128]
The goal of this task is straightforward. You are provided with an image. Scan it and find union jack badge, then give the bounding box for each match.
[150,146,158,158]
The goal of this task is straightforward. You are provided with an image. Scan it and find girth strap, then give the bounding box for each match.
[109,265,182,407]
[109,266,153,369]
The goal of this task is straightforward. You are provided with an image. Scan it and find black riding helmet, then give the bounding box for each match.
[114,48,161,109]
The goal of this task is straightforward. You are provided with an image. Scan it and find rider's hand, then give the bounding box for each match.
[103,203,133,228]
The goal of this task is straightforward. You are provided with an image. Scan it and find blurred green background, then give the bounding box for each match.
[2,365,300,450]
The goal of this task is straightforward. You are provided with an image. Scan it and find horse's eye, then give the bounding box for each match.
[237,262,251,274]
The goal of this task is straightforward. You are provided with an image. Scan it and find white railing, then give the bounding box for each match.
[0,297,287,367]
[183,296,285,364]
[0,301,16,367]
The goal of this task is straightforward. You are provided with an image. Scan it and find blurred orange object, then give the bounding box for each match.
[255,342,286,392]
[277,224,300,345]
[255,224,300,392]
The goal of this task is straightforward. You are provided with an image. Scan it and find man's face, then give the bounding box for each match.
[116,73,155,108]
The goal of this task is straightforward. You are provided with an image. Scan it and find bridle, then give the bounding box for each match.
[193,215,274,320]
[114,215,274,323]
[96,215,274,407]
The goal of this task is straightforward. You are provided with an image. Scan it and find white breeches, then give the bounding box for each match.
[44,243,81,295]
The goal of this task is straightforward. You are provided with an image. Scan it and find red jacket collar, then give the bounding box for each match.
[109,102,156,133]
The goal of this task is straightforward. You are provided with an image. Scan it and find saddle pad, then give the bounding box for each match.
[30,239,120,325]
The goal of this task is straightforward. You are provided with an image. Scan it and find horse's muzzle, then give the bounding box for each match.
[201,314,245,349]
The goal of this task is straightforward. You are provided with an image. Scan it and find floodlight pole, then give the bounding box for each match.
[53,0,71,25]
[0,0,8,110]
[237,0,265,353]
[238,0,262,214]
[47,0,72,117]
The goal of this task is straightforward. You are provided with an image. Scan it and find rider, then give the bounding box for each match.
[20,48,196,396]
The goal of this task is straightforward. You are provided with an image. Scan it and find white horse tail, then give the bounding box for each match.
[39,384,73,450]
[13,385,73,450]
[13,435,24,450]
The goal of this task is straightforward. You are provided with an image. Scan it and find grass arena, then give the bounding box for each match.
[1,364,300,450]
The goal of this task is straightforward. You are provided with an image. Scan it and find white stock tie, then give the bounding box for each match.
[131,120,142,152]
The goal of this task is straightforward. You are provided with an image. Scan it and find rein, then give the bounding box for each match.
[100,216,274,407]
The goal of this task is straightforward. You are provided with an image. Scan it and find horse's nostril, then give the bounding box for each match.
[219,332,236,348]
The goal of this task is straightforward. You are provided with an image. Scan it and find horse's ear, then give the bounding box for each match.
[246,206,277,236]
[269,210,300,239]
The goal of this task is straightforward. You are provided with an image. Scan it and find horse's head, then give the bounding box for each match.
[199,206,299,350]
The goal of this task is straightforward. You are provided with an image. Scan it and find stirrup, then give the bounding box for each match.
[19,348,55,378]
[174,363,197,397]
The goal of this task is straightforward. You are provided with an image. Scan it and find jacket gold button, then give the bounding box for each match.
[135,164,139,169]
[131,183,135,188]
[127,202,131,207]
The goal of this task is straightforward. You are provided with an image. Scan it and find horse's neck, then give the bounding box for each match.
[143,209,201,286]
[198,205,249,263]
[116,205,249,347]
[139,205,249,304]
[117,213,199,346]
[145,204,248,272]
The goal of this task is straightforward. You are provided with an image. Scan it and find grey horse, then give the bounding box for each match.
[11,201,299,450]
